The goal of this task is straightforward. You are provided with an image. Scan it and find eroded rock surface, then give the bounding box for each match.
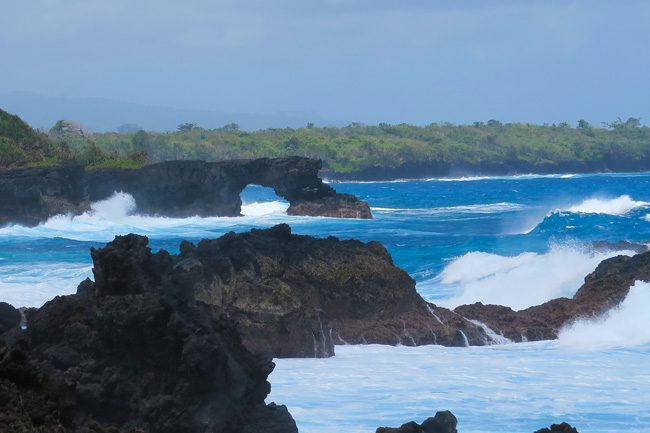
[0,157,371,227]
[0,165,88,227]
[83,225,489,358]
[0,243,297,432]
[87,157,371,219]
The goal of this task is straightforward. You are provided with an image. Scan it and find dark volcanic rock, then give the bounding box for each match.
[85,225,488,359]
[0,165,88,227]
[0,157,371,227]
[534,422,579,433]
[0,302,20,334]
[287,193,373,218]
[455,250,650,342]
[376,412,579,433]
[0,249,297,432]
[87,157,371,219]
[376,410,458,433]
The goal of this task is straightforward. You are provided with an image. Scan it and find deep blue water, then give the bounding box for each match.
[1,172,650,432]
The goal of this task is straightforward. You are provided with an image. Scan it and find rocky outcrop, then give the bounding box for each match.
[0,243,298,432]
[534,423,579,433]
[87,157,371,219]
[82,225,488,359]
[0,302,20,334]
[0,165,88,227]
[376,411,458,433]
[455,250,650,342]
[0,157,371,226]
[375,412,579,433]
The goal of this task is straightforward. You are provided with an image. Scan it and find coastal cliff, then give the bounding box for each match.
[0,157,371,226]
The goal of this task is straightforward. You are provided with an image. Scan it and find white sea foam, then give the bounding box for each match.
[0,262,93,308]
[423,246,634,310]
[558,281,650,349]
[430,173,578,182]
[241,200,289,216]
[566,195,649,215]
[270,342,650,433]
[0,192,299,242]
[371,202,526,215]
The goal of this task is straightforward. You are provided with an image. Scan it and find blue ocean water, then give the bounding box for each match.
[1,172,650,432]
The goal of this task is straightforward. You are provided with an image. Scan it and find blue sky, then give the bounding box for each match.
[1,0,649,125]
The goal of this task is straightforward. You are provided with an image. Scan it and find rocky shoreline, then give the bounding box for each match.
[0,157,372,227]
[2,224,642,431]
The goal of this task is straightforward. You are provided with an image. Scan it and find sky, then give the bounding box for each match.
[1,0,650,126]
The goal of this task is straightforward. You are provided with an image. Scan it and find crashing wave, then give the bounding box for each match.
[558,281,650,349]
[566,195,649,215]
[0,192,293,242]
[422,245,635,310]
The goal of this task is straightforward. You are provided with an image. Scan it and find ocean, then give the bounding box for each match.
[1,172,649,432]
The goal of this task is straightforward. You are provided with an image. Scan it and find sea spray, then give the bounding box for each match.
[566,195,649,215]
[558,281,650,349]
[424,246,634,310]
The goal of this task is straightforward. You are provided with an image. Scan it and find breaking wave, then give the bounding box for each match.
[0,192,294,242]
[566,195,649,215]
[558,281,650,349]
[423,246,634,310]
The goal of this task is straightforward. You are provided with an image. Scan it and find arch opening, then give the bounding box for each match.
[239,184,289,216]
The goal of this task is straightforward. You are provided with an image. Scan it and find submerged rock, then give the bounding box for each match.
[84,225,489,359]
[455,250,650,342]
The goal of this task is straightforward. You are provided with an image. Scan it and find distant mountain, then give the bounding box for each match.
[0,92,342,132]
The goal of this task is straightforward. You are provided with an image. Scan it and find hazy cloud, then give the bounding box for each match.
[1,0,649,124]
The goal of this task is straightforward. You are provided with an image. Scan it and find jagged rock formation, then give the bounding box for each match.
[0,157,371,226]
[455,250,650,342]
[0,165,88,227]
[0,245,298,432]
[534,423,579,433]
[0,302,20,334]
[375,412,579,433]
[376,410,458,433]
[83,224,489,359]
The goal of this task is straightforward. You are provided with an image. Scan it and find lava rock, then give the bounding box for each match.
[534,422,579,433]
[0,157,372,227]
[0,165,88,227]
[376,410,458,433]
[87,157,372,219]
[0,302,21,334]
[455,249,650,342]
[85,226,489,359]
[0,247,299,432]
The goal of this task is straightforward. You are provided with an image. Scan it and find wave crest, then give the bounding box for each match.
[566,195,648,215]
[423,246,634,310]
